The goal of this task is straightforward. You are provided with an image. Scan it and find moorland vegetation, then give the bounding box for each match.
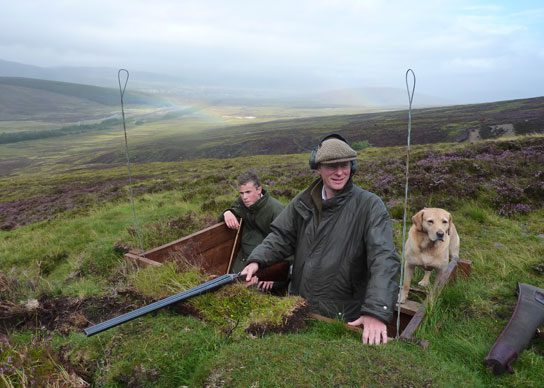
[1,126,543,386]
[0,83,543,385]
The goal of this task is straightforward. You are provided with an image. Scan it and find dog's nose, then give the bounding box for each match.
[436,231,445,240]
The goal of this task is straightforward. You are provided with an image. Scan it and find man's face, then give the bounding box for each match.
[239,182,262,207]
[318,162,351,195]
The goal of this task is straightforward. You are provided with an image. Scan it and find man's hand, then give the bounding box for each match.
[246,276,259,287]
[348,315,388,345]
[240,262,259,282]
[257,281,274,292]
[223,211,240,229]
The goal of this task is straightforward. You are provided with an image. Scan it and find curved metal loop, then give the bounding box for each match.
[118,69,129,100]
[405,68,416,108]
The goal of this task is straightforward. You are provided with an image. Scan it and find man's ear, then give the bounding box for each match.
[412,209,425,231]
[256,185,263,194]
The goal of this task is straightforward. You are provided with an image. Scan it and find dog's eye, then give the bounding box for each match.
[442,220,448,224]
[427,220,434,224]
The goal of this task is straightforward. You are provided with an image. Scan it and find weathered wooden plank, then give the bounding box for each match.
[143,222,237,263]
[124,222,239,275]
[398,299,422,316]
[124,252,162,267]
[399,306,426,340]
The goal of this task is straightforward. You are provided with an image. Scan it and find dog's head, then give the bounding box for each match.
[412,208,452,242]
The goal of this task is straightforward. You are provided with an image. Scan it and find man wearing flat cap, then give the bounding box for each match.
[241,134,400,345]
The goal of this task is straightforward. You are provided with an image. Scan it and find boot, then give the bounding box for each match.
[484,283,544,374]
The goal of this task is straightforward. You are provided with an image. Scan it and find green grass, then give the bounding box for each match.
[190,328,481,387]
[1,134,543,386]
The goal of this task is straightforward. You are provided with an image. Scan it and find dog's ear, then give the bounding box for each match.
[447,212,452,235]
[412,209,424,231]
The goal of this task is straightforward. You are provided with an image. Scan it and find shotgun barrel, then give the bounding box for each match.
[84,273,240,337]
[84,261,290,337]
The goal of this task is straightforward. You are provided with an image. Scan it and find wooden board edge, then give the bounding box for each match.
[400,306,426,340]
[124,252,163,267]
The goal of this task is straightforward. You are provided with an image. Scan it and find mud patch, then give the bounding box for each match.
[532,262,544,275]
[0,289,151,335]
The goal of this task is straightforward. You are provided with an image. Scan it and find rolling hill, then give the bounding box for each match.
[0,77,170,122]
[93,96,544,164]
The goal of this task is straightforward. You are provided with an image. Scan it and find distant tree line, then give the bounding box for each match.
[0,117,122,144]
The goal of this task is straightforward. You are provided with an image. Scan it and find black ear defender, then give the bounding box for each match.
[308,133,358,174]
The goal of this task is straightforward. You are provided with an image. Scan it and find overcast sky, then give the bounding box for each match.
[1,0,543,103]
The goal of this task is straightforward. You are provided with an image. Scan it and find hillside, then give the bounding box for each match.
[0,135,542,386]
[0,77,169,122]
[0,59,187,91]
[93,96,544,164]
[1,94,542,177]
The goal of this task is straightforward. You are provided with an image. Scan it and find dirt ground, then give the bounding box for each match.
[0,288,151,335]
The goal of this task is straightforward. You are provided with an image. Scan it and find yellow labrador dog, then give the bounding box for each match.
[399,208,460,304]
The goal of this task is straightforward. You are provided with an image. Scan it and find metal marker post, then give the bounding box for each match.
[396,68,416,338]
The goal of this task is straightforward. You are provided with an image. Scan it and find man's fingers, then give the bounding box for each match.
[347,318,363,327]
[365,331,372,345]
[367,330,377,345]
[246,269,257,282]
[223,212,240,229]
[373,331,381,345]
[258,281,274,291]
[362,328,387,345]
[226,220,239,229]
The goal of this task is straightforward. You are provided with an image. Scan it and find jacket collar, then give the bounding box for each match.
[303,178,354,210]
[243,189,269,212]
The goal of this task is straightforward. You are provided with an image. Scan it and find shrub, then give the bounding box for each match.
[352,140,372,151]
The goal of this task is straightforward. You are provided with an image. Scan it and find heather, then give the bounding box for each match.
[0,135,543,386]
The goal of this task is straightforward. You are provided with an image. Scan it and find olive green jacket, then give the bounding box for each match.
[247,178,400,323]
[221,189,285,273]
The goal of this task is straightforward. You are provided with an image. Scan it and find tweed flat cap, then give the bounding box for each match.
[315,138,357,165]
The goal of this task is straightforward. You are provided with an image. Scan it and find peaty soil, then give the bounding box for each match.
[0,288,151,335]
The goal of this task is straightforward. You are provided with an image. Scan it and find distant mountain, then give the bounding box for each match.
[0,77,170,122]
[0,59,185,91]
[0,59,450,108]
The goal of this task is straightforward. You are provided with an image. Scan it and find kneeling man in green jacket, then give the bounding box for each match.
[221,170,286,291]
[241,134,400,345]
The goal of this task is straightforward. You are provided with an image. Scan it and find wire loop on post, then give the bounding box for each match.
[396,68,416,339]
[118,69,144,254]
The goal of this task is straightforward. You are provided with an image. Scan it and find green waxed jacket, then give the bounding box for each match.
[221,189,285,273]
[247,178,400,323]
